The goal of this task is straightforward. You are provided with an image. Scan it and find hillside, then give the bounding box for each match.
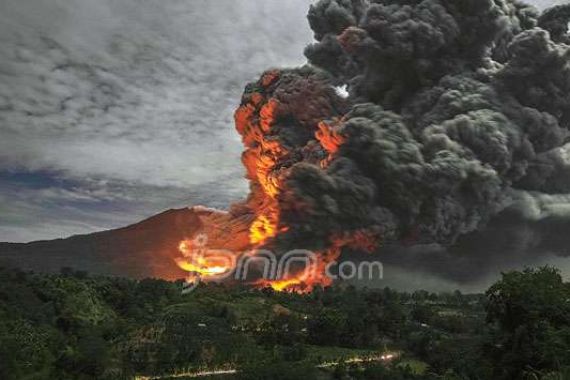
[0,207,252,279]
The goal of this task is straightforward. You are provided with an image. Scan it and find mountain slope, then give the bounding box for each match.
[0,207,252,279]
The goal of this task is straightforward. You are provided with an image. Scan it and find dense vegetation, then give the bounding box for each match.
[0,266,569,380]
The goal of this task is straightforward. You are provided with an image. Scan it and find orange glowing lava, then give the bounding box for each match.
[249,214,278,245]
[256,277,304,292]
[234,71,288,250]
[176,69,378,294]
[316,120,345,155]
[260,229,380,293]
[175,239,233,280]
[175,257,229,276]
[316,119,346,167]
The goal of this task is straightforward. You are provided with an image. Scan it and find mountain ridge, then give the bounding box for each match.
[0,207,252,279]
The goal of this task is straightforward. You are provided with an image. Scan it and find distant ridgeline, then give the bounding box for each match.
[0,207,252,280]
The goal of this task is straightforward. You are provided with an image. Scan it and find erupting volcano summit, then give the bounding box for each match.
[176,0,570,292]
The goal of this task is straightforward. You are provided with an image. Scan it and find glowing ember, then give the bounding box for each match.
[177,68,378,294]
[316,120,345,156]
[259,230,380,293]
[175,238,233,280]
[315,119,346,168]
[256,278,304,292]
[249,214,278,245]
[175,257,229,276]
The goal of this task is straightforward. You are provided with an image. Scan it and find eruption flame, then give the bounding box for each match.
[175,237,234,284]
[316,120,346,159]
[235,70,359,292]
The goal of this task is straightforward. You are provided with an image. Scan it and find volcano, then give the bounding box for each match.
[2,0,569,292]
[0,206,252,279]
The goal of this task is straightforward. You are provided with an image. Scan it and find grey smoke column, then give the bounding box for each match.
[236,0,570,276]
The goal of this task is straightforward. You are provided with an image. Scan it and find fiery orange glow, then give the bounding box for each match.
[316,120,345,155]
[176,71,291,288]
[259,99,280,133]
[249,214,278,245]
[176,69,378,294]
[253,248,333,293]
[233,71,287,249]
[175,257,229,276]
[316,119,346,167]
[263,229,380,293]
[175,239,233,279]
[256,278,304,292]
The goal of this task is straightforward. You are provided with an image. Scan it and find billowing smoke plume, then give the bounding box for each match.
[231,0,570,287]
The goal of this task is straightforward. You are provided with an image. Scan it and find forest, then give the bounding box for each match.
[1,266,569,380]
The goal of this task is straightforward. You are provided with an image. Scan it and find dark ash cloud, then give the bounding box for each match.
[234,0,570,283]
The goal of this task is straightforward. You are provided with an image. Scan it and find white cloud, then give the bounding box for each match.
[531,0,567,9]
[0,0,313,189]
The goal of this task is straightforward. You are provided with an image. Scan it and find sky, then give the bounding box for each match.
[0,0,563,242]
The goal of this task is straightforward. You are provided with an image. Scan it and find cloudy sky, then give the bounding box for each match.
[0,0,562,242]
